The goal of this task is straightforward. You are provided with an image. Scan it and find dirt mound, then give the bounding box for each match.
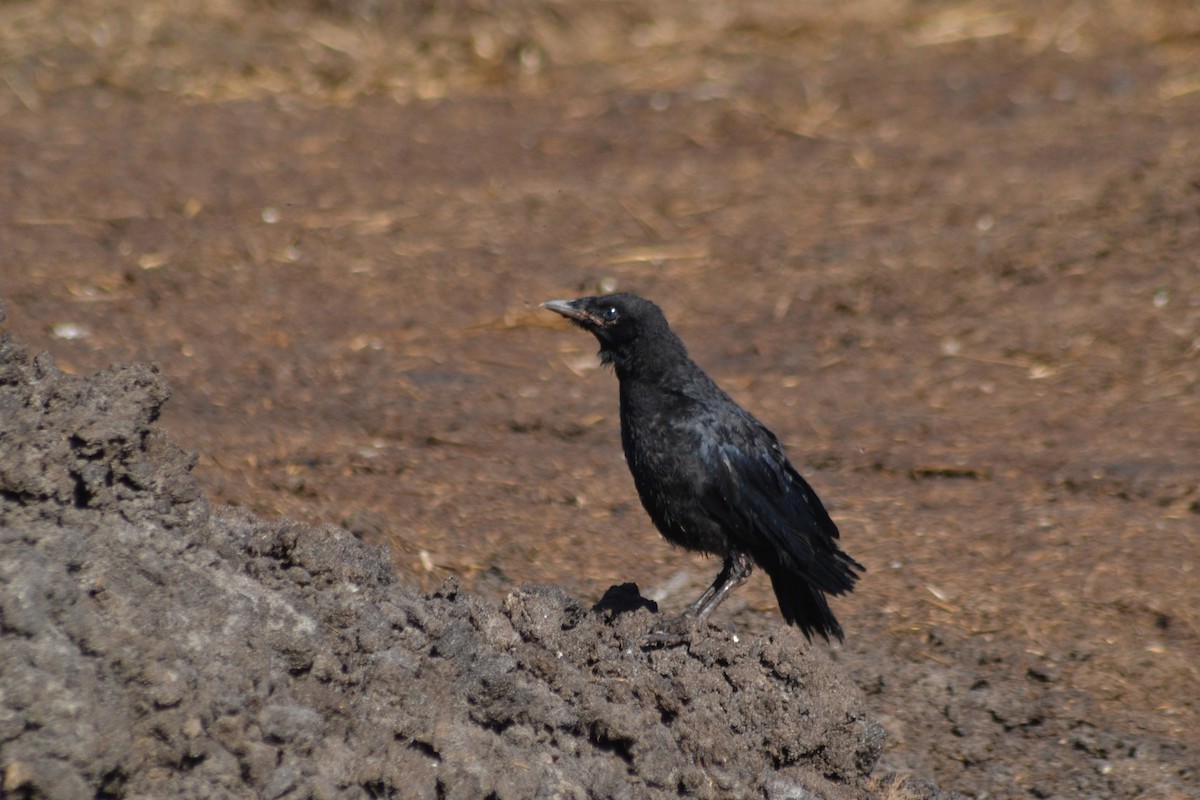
[0,327,952,798]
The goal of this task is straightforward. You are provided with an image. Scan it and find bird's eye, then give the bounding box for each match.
[602,307,619,321]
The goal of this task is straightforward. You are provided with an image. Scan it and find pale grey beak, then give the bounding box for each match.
[541,299,587,322]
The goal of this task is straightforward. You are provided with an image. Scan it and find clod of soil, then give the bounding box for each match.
[0,328,954,799]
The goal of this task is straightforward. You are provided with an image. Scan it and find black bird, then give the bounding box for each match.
[543,293,863,642]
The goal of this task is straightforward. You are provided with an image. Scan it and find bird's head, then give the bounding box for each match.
[541,293,677,369]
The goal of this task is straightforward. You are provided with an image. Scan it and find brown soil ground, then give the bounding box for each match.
[2,1,1199,797]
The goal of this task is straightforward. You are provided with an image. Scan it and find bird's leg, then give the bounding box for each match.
[682,555,735,617]
[644,551,754,647]
[687,550,754,622]
[681,568,723,617]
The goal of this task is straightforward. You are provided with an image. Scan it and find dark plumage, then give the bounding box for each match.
[543,293,863,641]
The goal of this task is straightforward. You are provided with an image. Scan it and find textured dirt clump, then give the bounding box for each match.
[0,328,949,799]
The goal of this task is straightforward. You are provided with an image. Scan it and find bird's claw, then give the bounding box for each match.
[640,614,696,648]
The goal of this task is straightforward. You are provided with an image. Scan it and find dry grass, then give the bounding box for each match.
[4,0,1200,114]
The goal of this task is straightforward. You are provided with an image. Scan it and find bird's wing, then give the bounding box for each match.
[698,426,857,593]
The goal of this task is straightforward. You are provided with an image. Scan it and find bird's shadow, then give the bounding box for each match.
[591,582,658,617]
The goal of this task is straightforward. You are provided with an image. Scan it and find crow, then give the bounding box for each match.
[543,293,863,642]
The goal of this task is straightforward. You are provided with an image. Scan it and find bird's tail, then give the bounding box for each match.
[766,569,846,643]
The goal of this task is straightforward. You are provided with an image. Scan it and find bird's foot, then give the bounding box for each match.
[641,614,696,648]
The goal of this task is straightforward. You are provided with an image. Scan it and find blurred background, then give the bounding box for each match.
[2,1,1198,796]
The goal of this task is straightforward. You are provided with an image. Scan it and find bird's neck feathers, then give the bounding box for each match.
[604,327,690,383]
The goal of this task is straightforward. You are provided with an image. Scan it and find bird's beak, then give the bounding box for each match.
[541,299,591,324]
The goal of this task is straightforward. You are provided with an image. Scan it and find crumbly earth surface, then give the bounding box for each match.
[0,328,937,799]
[1,2,1199,798]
